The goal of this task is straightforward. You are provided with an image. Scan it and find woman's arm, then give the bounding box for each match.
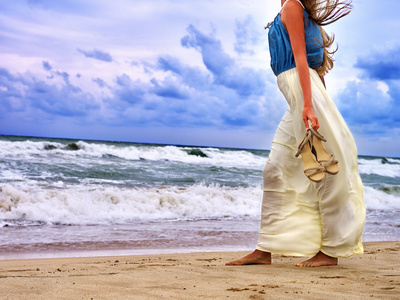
[281,1,320,131]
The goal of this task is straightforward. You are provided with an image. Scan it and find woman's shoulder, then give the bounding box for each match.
[281,0,305,26]
[281,0,304,16]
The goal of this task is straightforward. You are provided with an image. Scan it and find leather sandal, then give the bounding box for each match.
[295,130,325,182]
[308,128,339,175]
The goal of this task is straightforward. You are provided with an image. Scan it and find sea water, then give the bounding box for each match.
[0,135,399,259]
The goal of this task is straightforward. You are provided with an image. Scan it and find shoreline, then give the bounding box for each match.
[0,240,398,261]
[0,245,252,261]
[0,241,399,299]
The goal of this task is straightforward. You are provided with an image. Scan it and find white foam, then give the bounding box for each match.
[358,158,400,178]
[1,139,399,227]
[0,184,263,226]
[0,140,266,169]
[1,182,399,227]
[363,186,400,210]
[0,170,25,181]
[387,158,400,164]
[77,142,266,168]
[5,140,400,177]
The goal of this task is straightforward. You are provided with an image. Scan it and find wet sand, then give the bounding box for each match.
[0,241,399,299]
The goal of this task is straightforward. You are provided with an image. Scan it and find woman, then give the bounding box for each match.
[227,0,365,267]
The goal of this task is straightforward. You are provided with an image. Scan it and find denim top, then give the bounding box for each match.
[268,9,323,76]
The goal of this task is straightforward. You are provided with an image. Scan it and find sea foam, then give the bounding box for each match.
[0,139,267,168]
[0,184,262,226]
[358,158,400,178]
[0,137,399,228]
[1,182,399,227]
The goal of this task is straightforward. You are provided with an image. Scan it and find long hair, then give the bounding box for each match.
[301,0,353,75]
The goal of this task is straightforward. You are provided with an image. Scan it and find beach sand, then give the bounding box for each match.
[0,241,399,300]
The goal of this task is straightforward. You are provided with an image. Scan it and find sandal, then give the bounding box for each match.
[295,130,325,182]
[308,128,339,175]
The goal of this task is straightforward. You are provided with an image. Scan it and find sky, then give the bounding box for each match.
[0,0,399,157]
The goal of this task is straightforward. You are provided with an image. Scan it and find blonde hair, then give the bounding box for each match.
[301,0,353,75]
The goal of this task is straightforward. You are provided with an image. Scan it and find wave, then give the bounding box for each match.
[0,184,262,227]
[378,185,400,197]
[1,182,400,227]
[0,139,267,169]
[1,138,399,176]
[358,158,400,178]
[363,186,400,210]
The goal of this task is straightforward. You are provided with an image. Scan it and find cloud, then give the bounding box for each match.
[338,80,390,123]
[0,68,27,113]
[333,46,400,139]
[56,71,71,85]
[93,25,277,130]
[181,25,234,76]
[28,81,97,117]
[0,68,98,118]
[157,56,184,75]
[154,25,277,128]
[0,0,399,155]
[150,77,189,99]
[337,81,400,135]
[42,60,52,71]
[77,48,113,62]
[181,25,267,97]
[93,77,106,88]
[113,73,146,105]
[156,55,212,90]
[0,21,283,139]
[355,46,400,81]
[234,15,262,55]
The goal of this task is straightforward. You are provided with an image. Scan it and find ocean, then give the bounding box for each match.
[0,135,399,260]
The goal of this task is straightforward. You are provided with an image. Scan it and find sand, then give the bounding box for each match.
[0,241,399,300]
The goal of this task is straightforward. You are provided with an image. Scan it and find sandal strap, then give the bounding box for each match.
[295,129,312,157]
[309,127,327,142]
[318,155,338,168]
[304,166,325,177]
[295,127,325,158]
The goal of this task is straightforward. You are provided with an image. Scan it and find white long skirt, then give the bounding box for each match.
[256,68,365,258]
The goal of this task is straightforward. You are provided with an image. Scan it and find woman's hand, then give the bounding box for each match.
[302,106,320,131]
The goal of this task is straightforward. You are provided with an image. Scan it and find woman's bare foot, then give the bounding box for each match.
[295,251,338,267]
[225,249,271,266]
